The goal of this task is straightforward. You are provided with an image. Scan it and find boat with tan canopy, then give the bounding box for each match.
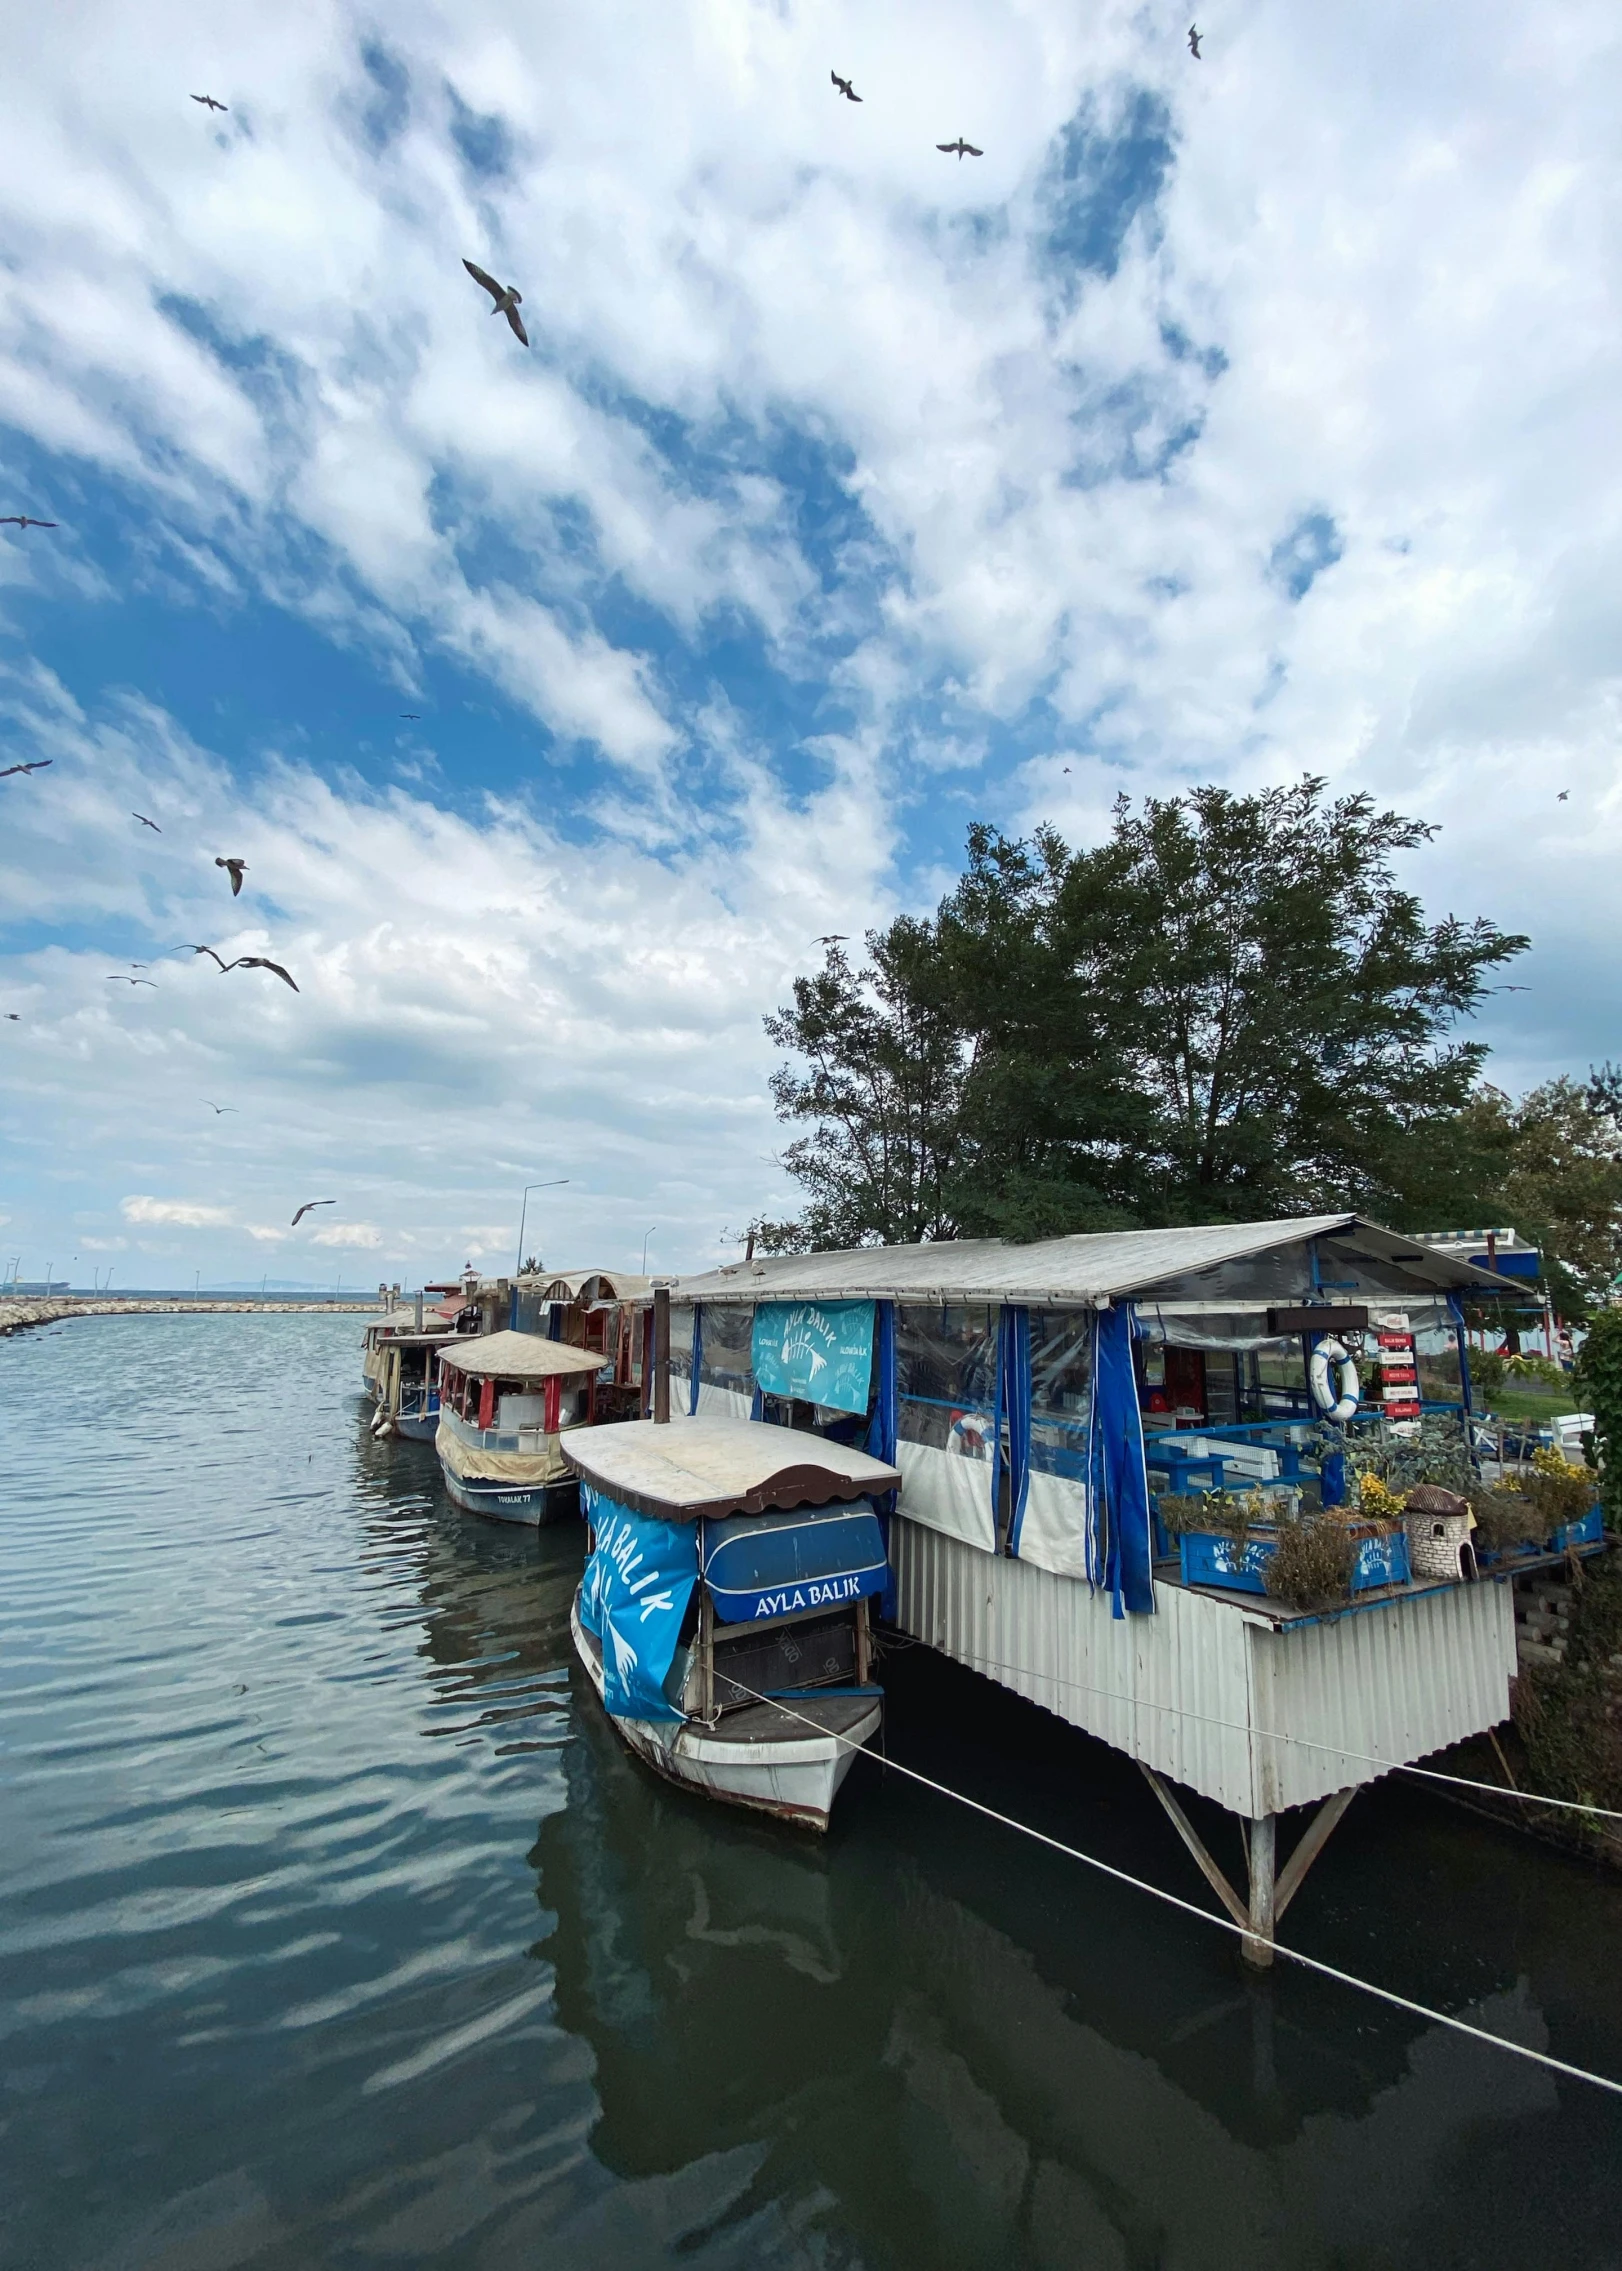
[435,1331,613,1525]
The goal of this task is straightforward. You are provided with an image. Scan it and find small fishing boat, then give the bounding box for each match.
[369,1330,457,1441]
[565,1407,898,1831]
[435,1331,612,1525]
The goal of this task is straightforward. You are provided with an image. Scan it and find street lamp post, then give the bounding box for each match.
[515,1180,569,1284]
[641,1227,655,1273]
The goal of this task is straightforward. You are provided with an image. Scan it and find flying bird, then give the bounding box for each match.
[291,1199,337,1228]
[1188,24,1202,58]
[191,94,228,112]
[215,856,247,895]
[463,260,529,347]
[937,139,983,160]
[814,934,848,946]
[175,943,229,969]
[1557,790,1569,801]
[400,712,421,720]
[5,1013,19,1021]
[107,974,157,987]
[225,955,298,991]
[1,760,53,778]
[831,72,861,102]
[0,516,57,530]
[204,1101,237,1114]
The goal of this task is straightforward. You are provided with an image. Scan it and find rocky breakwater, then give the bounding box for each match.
[0,1297,382,1337]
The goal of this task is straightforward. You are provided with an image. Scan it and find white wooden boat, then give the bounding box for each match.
[435,1332,612,1525]
[564,1412,898,1831]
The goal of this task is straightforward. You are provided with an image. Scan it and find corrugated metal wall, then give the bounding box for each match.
[891,1516,1518,1819]
[1249,1576,1517,1812]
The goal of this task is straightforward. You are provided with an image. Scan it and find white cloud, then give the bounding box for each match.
[121,1196,235,1228]
[311,1221,382,1248]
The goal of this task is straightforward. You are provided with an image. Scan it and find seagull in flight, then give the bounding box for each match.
[107,974,157,987]
[215,856,247,895]
[225,955,298,991]
[463,260,529,347]
[1557,790,1569,801]
[814,934,849,946]
[831,72,861,102]
[937,138,983,160]
[175,944,229,969]
[291,1199,337,1228]
[1188,25,1203,58]
[191,94,228,112]
[133,811,161,831]
[0,516,57,530]
[400,712,421,720]
[2,760,53,778]
[204,1101,237,1114]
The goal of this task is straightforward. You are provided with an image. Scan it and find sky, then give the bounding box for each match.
[2,0,1619,1288]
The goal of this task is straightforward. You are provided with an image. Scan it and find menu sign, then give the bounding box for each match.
[1372,1309,1420,1435]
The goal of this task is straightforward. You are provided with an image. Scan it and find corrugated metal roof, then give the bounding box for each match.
[531,1269,652,1302]
[672,1215,1503,1307]
[563,1414,899,1520]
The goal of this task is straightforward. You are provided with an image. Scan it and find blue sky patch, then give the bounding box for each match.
[1038,89,1175,296]
[1269,511,1344,600]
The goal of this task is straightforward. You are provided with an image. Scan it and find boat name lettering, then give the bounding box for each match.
[751,1573,864,1618]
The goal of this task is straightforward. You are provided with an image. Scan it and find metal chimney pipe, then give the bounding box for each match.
[653,1286,671,1424]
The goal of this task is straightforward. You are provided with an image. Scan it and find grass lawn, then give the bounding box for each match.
[1477,1384,1586,1423]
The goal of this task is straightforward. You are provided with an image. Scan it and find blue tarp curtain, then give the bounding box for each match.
[864,1300,898,1619]
[1446,1291,1476,1434]
[994,1305,1032,1556]
[702,1502,888,1625]
[580,1487,699,1721]
[1087,1304,1156,1618]
[751,1300,876,1415]
[689,1302,703,1418]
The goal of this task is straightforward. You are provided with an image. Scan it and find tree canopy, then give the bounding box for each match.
[762,775,1538,1253]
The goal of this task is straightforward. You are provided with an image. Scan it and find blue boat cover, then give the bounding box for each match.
[751,1299,876,1415]
[702,1499,888,1626]
[1088,1304,1156,1618]
[580,1486,699,1721]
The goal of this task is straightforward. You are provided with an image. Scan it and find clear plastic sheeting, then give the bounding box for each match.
[897,1303,996,1452]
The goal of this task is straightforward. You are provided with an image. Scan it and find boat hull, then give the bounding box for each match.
[443,1467,580,1526]
[570,1593,879,1831]
[395,1405,440,1442]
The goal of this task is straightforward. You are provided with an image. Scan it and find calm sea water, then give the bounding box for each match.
[3,1312,1620,2271]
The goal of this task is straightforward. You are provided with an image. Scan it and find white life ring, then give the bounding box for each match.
[1309,1337,1360,1423]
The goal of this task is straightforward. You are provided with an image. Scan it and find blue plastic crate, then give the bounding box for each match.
[1178,1526,1411,1597]
[1550,1504,1604,1552]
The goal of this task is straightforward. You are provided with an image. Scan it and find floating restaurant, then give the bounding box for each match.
[666,1215,1602,1957]
[434,1331,613,1525]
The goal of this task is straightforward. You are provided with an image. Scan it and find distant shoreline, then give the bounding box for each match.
[0,1297,384,1338]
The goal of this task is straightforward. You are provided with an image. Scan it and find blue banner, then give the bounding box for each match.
[702,1503,888,1625]
[1088,1305,1156,1618]
[751,1300,876,1416]
[580,1487,699,1721]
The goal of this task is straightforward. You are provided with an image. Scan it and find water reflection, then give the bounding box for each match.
[1,1314,1618,2271]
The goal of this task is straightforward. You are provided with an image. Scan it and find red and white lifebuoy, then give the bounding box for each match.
[1309,1337,1360,1423]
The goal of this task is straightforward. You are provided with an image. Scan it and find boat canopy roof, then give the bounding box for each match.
[564,1415,901,1523]
[376,1328,461,1349]
[670,1214,1507,1308]
[436,1331,607,1381]
[525,1268,653,1304]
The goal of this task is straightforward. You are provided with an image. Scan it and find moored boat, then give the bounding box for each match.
[564,1409,898,1831]
[435,1331,611,1525]
[370,1330,457,1440]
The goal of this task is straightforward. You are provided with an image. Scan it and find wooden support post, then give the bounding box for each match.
[653,1285,670,1425]
[855,1596,871,1686]
[1244,1815,1276,1969]
[1140,1766,1251,1933]
[1273,1786,1356,1922]
[699,1588,714,1721]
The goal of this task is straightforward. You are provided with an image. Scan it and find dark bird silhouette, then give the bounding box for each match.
[225,956,298,991]
[133,811,161,830]
[1188,24,1202,58]
[1558,790,1569,801]
[175,943,230,970]
[204,1101,237,1114]
[463,260,529,347]
[1,760,53,777]
[937,138,983,159]
[831,72,861,102]
[107,974,157,987]
[0,516,57,530]
[814,934,849,946]
[399,713,421,720]
[216,856,247,895]
[191,94,228,112]
[291,1199,337,1228]
[5,1013,19,1021]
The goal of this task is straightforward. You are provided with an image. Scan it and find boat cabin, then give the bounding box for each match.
[564,1412,899,1829]
[435,1331,611,1526]
[508,1268,652,1419]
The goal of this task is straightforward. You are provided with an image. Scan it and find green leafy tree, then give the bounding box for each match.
[764,776,1529,1241]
